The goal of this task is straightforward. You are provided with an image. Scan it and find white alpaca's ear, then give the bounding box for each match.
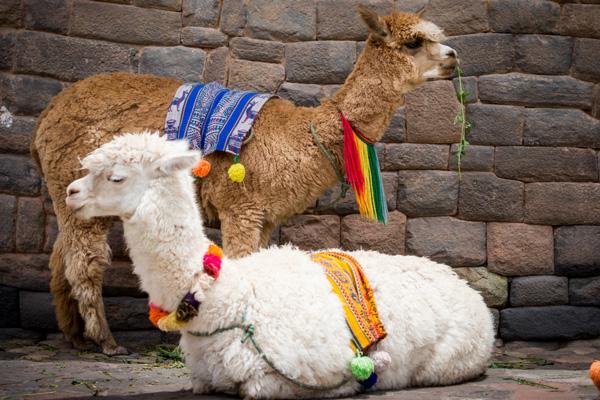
[153,151,201,176]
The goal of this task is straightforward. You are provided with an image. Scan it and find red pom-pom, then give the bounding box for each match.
[203,253,222,279]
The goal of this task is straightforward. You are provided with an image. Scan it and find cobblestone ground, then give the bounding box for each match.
[0,333,598,400]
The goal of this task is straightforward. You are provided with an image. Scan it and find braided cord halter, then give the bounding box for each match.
[188,310,352,392]
[309,122,351,209]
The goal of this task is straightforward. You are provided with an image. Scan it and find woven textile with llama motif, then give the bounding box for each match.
[165,82,274,182]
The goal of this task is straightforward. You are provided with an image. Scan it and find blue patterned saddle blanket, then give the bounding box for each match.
[165,82,274,156]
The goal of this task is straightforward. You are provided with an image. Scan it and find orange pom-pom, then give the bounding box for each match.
[207,243,224,258]
[590,360,600,390]
[149,303,169,328]
[192,159,211,177]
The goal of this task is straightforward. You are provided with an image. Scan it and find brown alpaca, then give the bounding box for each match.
[32,8,456,355]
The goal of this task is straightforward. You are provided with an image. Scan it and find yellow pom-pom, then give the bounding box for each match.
[228,162,246,183]
[156,311,186,332]
[192,159,211,177]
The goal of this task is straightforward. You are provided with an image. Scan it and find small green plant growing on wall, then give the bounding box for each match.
[454,64,472,175]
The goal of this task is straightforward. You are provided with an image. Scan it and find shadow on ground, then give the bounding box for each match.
[0,331,598,399]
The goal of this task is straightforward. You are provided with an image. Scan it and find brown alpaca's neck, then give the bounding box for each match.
[331,44,408,141]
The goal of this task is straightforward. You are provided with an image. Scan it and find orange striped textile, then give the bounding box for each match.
[311,251,387,353]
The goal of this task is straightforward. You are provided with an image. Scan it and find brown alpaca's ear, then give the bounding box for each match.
[358,5,390,42]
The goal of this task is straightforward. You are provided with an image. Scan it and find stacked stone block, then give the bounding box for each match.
[0,0,599,342]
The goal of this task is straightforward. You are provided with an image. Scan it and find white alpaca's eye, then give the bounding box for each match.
[108,176,125,183]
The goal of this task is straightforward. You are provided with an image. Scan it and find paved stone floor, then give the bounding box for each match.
[0,331,598,400]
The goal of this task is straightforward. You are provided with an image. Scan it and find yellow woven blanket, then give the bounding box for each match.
[311,251,387,353]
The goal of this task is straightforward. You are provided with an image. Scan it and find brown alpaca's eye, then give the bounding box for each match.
[405,38,423,49]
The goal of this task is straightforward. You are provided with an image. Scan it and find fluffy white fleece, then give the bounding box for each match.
[72,133,495,399]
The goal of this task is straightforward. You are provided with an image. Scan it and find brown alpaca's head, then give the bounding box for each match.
[358,6,457,87]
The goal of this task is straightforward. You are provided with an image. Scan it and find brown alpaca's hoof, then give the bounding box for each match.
[71,336,94,352]
[102,345,129,356]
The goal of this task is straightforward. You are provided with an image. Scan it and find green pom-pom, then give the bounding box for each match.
[351,356,375,381]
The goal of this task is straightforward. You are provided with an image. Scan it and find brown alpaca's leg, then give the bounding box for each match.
[50,233,87,349]
[61,218,128,355]
[258,220,276,249]
[220,209,265,258]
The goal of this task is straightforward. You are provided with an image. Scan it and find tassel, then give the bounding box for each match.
[207,244,224,258]
[157,311,186,332]
[341,113,364,194]
[340,112,388,224]
[228,155,246,183]
[203,244,223,278]
[203,253,222,278]
[175,292,200,322]
[350,355,375,381]
[148,303,169,328]
[367,144,388,223]
[192,159,211,177]
[358,372,378,389]
[370,350,392,373]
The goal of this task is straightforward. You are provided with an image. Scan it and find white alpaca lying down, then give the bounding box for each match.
[65,132,494,399]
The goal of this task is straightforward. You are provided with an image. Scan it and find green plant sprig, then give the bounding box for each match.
[453,64,472,176]
[502,377,559,391]
[155,344,185,368]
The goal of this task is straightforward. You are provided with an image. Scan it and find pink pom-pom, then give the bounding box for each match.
[370,350,392,373]
[203,253,222,279]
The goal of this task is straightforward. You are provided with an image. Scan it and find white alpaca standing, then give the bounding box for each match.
[65,132,495,399]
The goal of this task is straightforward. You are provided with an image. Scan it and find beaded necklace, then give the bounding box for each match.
[148,243,223,331]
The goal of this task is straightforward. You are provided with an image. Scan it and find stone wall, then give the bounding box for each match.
[1,0,599,342]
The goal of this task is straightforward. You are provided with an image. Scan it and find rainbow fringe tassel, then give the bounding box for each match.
[341,113,388,224]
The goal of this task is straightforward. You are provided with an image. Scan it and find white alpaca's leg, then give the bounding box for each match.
[186,354,213,394]
[240,372,302,400]
[240,375,360,399]
[411,338,490,386]
[191,377,212,395]
[411,301,494,387]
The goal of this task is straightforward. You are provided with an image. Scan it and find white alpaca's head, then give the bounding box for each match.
[66,132,200,220]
